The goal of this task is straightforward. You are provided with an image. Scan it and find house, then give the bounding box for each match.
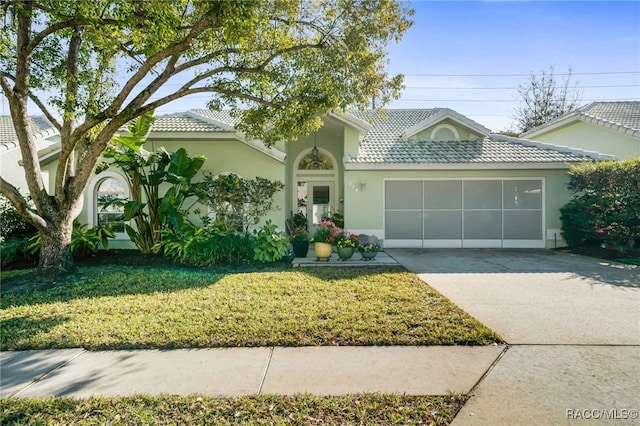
[520,101,640,160]
[1,108,615,250]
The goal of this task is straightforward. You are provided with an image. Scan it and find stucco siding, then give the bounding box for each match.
[75,137,286,249]
[532,121,640,160]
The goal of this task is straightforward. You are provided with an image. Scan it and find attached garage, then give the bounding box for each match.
[384,178,544,248]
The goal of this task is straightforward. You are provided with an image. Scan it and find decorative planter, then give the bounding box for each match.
[360,251,378,261]
[314,242,332,261]
[292,240,310,258]
[336,246,355,261]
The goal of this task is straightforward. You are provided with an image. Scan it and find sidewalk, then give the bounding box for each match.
[1,346,504,398]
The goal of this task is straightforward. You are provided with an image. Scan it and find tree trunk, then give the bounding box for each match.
[37,219,76,279]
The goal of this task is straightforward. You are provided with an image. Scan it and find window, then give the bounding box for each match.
[298,151,334,170]
[96,177,127,232]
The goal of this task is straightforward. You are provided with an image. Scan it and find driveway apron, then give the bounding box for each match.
[388,249,640,425]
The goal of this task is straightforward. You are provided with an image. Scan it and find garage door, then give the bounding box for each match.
[384,179,544,248]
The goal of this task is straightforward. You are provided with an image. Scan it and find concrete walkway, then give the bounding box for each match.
[388,249,640,425]
[1,346,503,398]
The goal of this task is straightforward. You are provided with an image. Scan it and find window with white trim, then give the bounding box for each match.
[95,176,128,232]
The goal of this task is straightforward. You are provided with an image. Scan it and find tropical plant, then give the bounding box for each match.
[0,237,32,267]
[194,172,284,233]
[253,220,291,263]
[101,112,206,253]
[1,0,411,277]
[27,222,115,258]
[154,222,254,267]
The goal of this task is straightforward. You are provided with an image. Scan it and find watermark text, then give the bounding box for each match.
[566,408,638,420]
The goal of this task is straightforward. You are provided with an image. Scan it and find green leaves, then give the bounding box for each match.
[561,158,640,248]
[105,114,207,253]
[113,111,157,151]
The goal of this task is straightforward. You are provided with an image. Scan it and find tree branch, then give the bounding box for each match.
[0,177,47,231]
[1,71,62,130]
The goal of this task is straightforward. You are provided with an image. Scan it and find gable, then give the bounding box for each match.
[401,109,491,141]
[410,118,486,141]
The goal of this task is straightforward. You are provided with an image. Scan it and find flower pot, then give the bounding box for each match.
[314,242,332,261]
[337,246,355,261]
[292,240,310,258]
[360,251,378,261]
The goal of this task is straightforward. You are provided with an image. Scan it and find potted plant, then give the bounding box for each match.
[311,220,336,261]
[358,235,382,260]
[335,230,359,261]
[290,226,310,258]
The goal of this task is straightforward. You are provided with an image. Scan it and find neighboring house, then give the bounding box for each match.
[1,108,615,250]
[520,101,640,160]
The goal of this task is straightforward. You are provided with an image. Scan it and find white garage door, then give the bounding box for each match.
[384,179,544,248]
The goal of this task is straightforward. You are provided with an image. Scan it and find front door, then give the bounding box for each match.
[308,181,334,230]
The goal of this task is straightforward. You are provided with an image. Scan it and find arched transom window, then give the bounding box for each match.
[297,149,334,170]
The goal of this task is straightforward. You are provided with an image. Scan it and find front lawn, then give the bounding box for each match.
[0,393,466,425]
[1,266,500,350]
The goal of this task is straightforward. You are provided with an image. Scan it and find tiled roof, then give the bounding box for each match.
[190,109,241,127]
[150,112,228,132]
[347,110,608,164]
[349,136,602,164]
[576,101,640,133]
[0,116,58,150]
[521,101,640,138]
[350,109,444,145]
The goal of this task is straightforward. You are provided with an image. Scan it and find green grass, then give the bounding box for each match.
[616,258,640,266]
[0,266,500,350]
[0,393,466,425]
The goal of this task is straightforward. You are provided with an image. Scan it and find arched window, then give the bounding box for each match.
[95,176,127,232]
[297,149,334,170]
[430,124,460,140]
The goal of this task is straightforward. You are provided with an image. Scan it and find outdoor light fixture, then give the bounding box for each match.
[360,181,366,191]
[311,133,321,166]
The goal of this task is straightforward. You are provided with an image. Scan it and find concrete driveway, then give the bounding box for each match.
[388,249,640,425]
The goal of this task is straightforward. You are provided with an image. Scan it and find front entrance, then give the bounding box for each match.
[294,148,339,231]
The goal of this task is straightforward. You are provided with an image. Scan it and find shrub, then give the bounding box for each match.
[0,195,37,242]
[560,158,640,248]
[155,222,255,266]
[194,172,284,233]
[253,220,291,263]
[26,222,115,258]
[0,237,32,267]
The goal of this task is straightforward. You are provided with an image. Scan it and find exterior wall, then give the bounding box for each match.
[76,137,286,248]
[531,121,640,160]
[343,167,572,249]
[0,137,57,195]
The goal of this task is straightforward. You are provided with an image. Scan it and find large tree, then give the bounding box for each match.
[513,66,582,134]
[0,0,412,277]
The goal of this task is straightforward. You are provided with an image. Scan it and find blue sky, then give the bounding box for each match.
[2,1,638,133]
[385,1,640,131]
